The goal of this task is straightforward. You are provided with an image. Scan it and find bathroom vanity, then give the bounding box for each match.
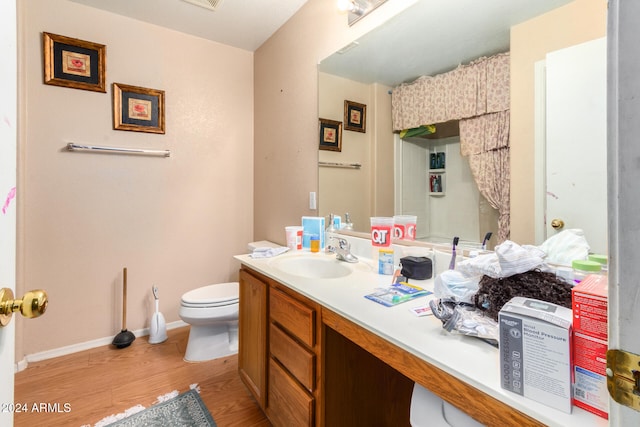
[235,249,607,427]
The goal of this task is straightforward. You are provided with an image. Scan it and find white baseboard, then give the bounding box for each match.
[15,320,188,372]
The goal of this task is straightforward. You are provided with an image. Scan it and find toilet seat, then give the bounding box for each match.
[181,282,239,308]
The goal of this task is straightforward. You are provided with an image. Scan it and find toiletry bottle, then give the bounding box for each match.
[326,214,336,233]
[572,259,602,284]
[310,235,320,253]
[343,213,353,230]
[325,214,336,253]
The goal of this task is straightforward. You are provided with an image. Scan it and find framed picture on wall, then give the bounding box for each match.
[42,32,106,93]
[344,100,366,133]
[112,83,165,134]
[319,118,342,152]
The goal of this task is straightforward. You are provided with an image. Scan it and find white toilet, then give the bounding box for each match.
[179,282,239,362]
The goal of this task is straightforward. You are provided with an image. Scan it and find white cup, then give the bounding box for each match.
[285,226,303,250]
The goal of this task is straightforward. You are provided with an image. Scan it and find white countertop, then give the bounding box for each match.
[235,248,608,427]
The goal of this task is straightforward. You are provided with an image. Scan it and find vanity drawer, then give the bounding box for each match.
[268,358,314,427]
[270,287,315,347]
[270,323,315,391]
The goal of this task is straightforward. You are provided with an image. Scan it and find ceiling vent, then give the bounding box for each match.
[181,0,223,11]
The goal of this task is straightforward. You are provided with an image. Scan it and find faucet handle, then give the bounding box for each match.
[329,235,348,248]
[338,238,350,250]
[329,236,349,249]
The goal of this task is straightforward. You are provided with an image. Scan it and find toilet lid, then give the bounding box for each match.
[181,282,239,306]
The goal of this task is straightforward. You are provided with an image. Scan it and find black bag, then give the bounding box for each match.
[400,256,433,280]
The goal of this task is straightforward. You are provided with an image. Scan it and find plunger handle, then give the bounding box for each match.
[122,267,127,330]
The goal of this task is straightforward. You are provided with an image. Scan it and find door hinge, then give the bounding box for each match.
[607,349,640,411]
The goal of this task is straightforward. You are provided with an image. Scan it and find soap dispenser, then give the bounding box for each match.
[325,214,337,253]
[343,213,353,230]
[326,214,337,233]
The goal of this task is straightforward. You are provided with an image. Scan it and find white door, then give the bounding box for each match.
[0,1,17,425]
[609,1,640,424]
[545,37,608,255]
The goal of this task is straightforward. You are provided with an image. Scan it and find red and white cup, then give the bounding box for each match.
[393,215,417,240]
[370,217,394,247]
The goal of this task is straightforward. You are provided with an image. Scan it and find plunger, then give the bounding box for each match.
[112,267,136,349]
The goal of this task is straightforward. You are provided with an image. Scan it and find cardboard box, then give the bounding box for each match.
[499,297,573,413]
[572,274,608,341]
[572,274,608,419]
[301,216,325,249]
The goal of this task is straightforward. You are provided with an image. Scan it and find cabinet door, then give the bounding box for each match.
[238,269,268,408]
[268,358,314,427]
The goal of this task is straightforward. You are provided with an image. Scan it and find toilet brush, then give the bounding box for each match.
[149,285,168,344]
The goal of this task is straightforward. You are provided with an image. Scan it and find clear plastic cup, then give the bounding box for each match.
[393,215,417,240]
[370,217,394,247]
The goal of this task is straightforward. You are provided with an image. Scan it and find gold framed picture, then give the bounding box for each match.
[43,32,106,93]
[113,83,165,134]
[319,118,342,152]
[344,100,366,133]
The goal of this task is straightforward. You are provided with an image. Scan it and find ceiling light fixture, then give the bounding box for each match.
[337,0,388,26]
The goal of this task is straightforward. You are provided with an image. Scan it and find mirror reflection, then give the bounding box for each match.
[318,0,606,253]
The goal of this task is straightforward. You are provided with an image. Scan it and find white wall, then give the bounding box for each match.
[399,137,481,242]
[17,0,254,357]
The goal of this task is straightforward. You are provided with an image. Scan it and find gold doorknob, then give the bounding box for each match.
[551,219,565,230]
[0,288,48,327]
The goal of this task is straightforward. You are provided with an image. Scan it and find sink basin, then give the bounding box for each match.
[270,255,352,279]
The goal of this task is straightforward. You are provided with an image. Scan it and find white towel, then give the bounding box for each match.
[457,240,547,278]
[457,252,501,278]
[249,246,290,258]
[496,240,546,277]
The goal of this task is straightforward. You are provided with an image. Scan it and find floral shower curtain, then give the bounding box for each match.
[459,111,510,242]
[391,52,511,241]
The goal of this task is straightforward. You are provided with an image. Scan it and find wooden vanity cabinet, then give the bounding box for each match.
[239,264,545,427]
[238,268,268,409]
[238,267,322,427]
[267,284,322,427]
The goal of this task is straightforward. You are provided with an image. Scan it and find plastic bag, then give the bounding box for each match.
[538,229,590,266]
[429,299,498,346]
[433,270,479,304]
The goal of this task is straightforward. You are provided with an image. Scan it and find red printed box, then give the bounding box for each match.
[572,274,608,419]
[572,274,608,341]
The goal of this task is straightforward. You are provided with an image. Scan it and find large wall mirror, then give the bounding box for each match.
[318,0,607,255]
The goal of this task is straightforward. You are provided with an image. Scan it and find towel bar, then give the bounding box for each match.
[67,142,170,157]
[318,161,361,169]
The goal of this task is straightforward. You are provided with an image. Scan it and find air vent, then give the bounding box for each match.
[181,0,223,11]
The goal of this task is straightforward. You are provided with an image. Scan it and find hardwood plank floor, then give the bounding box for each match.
[14,326,271,427]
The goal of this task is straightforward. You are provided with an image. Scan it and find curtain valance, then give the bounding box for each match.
[391,52,510,131]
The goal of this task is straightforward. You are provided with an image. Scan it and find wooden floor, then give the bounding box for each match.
[14,327,271,427]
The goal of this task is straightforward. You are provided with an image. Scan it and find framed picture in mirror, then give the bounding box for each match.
[344,100,366,133]
[319,118,342,151]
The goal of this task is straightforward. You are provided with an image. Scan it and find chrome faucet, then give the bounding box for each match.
[327,236,358,263]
